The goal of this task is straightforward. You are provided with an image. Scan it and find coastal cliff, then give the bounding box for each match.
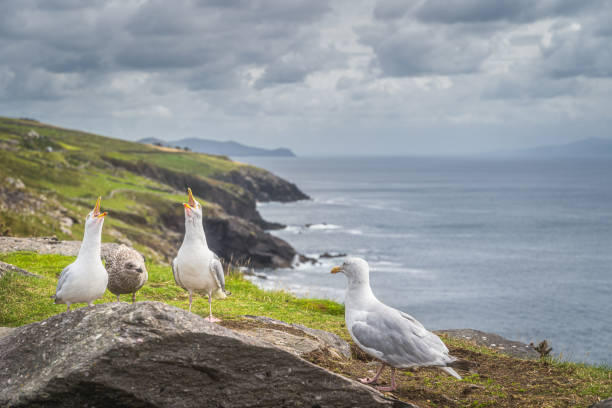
[0,117,308,267]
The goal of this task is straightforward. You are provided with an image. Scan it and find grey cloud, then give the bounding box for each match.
[360,26,491,76]
[0,0,610,155]
[414,0,600,24]
[539,21,612,78]
[373,0,412,20]
[482,75,584,100]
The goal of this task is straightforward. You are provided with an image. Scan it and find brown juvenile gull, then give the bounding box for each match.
[52,197,108,312]
[173,188,229,321]
[106,244,148,303]
[331,257,461,392]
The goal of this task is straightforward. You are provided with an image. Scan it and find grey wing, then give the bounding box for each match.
[172,258,185,289]
[351,308,450,367]
[55,264,73,296]
[209,258,226,292]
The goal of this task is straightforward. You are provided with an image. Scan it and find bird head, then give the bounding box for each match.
[183,187,202,220]
[124,259,145,274]
[331,257,370,284]
[84,196,107,231]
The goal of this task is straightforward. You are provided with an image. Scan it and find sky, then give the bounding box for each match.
[1,0,611,155]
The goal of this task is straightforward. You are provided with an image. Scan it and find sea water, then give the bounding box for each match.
[239,156,612,365]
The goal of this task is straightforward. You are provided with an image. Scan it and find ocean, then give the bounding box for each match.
[239,156,612,365]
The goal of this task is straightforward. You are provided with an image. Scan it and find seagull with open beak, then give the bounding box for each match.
[53,197,109,312]
[172,188,229,321]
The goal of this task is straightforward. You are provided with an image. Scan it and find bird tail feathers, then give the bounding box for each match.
[440,366,462,380]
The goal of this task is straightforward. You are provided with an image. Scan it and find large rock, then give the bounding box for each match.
[0,260,42,279]
[220,315,351,361]
[436,329,539,360]
[0,236,124,260]
[0,302,412,407]
[239,315,351,360]
[590,398,612,408]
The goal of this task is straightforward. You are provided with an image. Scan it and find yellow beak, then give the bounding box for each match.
[184,187,196,209]
[331,266,342,274]
[92,197,107,218]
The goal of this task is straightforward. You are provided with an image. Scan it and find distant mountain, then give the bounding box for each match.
[493,138,612,158]
[138,137,296,157]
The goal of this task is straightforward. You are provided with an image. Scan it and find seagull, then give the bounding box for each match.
[173,188,229,322]
[53,197,108,312]
[106,244,148,303]
[331,257,461,392]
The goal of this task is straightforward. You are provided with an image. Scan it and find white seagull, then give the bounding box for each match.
[173,188,228,322]
[331,257,461,392]
[53,197,108,312]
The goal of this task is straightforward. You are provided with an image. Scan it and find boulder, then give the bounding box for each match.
[436,329,539,360]
[0,302,412,407]
[225,315,351,360]
[0,260,42,279]
[0,236,124,260]
[590,398,612,408]
[244,315,351,359]
[0,327,14,339]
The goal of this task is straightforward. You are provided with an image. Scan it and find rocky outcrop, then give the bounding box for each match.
[590,398,612,408]
[223,315,351,360]
[0,260,42,279]
[437,329,539,360]
[103,156,306,227]
[0,236,125,261]
[202,211,296,268]
[220,167,309,203]
[0,302,411,407]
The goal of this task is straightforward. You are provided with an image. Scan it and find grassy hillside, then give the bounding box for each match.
[1,251,610,408]
[0,117,304,266]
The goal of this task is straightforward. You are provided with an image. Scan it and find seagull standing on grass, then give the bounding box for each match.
[331,258,461,392]
[173,188,229,322]
[53,197,108,312]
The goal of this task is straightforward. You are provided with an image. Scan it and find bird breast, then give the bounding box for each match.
[175,246,216,291]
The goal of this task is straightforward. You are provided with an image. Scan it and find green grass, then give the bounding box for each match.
[0,252,345,333]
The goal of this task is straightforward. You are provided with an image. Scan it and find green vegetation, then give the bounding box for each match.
[1,251,610,407]
[0,116,270,261]
[0,252,344,333]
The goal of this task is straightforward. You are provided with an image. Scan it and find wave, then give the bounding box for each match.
[307,223,341,230]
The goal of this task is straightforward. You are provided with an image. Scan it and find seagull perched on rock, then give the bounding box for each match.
[53,197,108,312]
[106,244,148,303]
[173,188,229,322]
[331,258,461,392]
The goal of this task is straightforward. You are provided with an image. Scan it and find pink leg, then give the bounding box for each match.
[360,363,386,384]
[116,294,120,302]
[376,367,398,392]
[188,291,193,313]
[205,293,221,323]
[66,304,71,312]
[132,292,136,304]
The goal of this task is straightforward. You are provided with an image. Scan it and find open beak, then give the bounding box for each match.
[331,266,343,274]
[183,187,196,209]
[92,196,107,218]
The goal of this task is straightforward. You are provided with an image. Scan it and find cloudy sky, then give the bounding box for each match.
[1,0,611,155]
